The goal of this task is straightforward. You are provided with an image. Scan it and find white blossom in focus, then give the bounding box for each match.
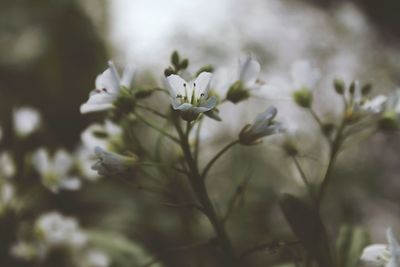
[13,107,42,137]
[32,148,81,193]
[166,72,217,121]
[80,61,135,114]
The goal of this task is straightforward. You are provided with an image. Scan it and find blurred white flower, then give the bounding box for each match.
[13,107,42,137]
[290,60,321,90]
[32,149,81,193]
[226,56,262,103]
[0,182,15,215]
[86,249,110,267]
[0,152,16,178]
[80,60,135,114]
[166,72,217,121]
[349,81,387,116]
[81,120,122,150]
[35,212,87,248]
[11,241,38,261]
[92,147,137,176]
[239,106,283,145]
[75,146,99,181]
[360,228,400,267]
[238,56,261,89]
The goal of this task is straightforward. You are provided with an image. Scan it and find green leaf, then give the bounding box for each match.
[336,225,369,267]
[280,193,335,267]
[171,51,180,68]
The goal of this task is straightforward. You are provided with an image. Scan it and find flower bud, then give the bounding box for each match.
[226,81,250,104]
[378,111,398,132]
[361,83,373,96]
[239,106,283,145]
[92,147,138,176]
[333,79,345,95]
[292,88,313,108]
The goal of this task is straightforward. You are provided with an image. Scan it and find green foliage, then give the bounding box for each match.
[335,226,369,267]
[280,194,335,267]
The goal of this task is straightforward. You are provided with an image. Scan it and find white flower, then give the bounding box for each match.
[35,212,87,248]
[0,152,16,178]
[11,241,38,261]
[239,106,283,145]
[360,228,400,267]
[81,120,122,150]
[92,147,137,176]
[32,149,81,193]
[238,56,261,89]
[226,56,262,103]
[13,107,41,137]
[350,81,387,115]
[290,60,321,90]
[166,72,217,121]
[80,61,135,114]
[86,250,110,267]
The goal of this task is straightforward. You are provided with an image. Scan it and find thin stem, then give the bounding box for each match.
[194,116,204,164]
[160,201,206,214]
[223,174,252,224]
[138,161,187,175]
[315,121,346,210]
[173,117,238,266]
[201,140,239,180]
[309,107,323,128]
[239,240,301,263]
[136,103,168,119]
[291,155,315,202]
[135,112,180,144]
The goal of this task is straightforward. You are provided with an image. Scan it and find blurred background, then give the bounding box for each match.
[1,0,400,266]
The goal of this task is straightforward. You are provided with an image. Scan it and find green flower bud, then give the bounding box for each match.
[226,81,250,104]
[179,59,189,70]
[378,111,398,132]
[171,51,180,67]
[292,88,313,108]
[164,67,176,77]
[333,79,345,95]
[361,83,373,96]
[196,65,214,76]
[349,81,356,95]
[282,139,298,157]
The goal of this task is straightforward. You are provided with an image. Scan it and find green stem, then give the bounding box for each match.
[315,121,346,210]
[309,108,323,128]
[201,140,239,180]
[173,117,238,266]
[136,103,168,119]
[291,155,315,202]
[138,161,187,175]
[135,112,180,144]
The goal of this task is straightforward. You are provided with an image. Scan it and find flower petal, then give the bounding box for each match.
[193,72,212,99]
[32,149,50,175]
[95,63,120,93]
[53,150,73,175]
[120,64,136,88]
[290,60,320,90]
[239,57,261,87]
[166,74,188,99]
[253,106,277,125]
